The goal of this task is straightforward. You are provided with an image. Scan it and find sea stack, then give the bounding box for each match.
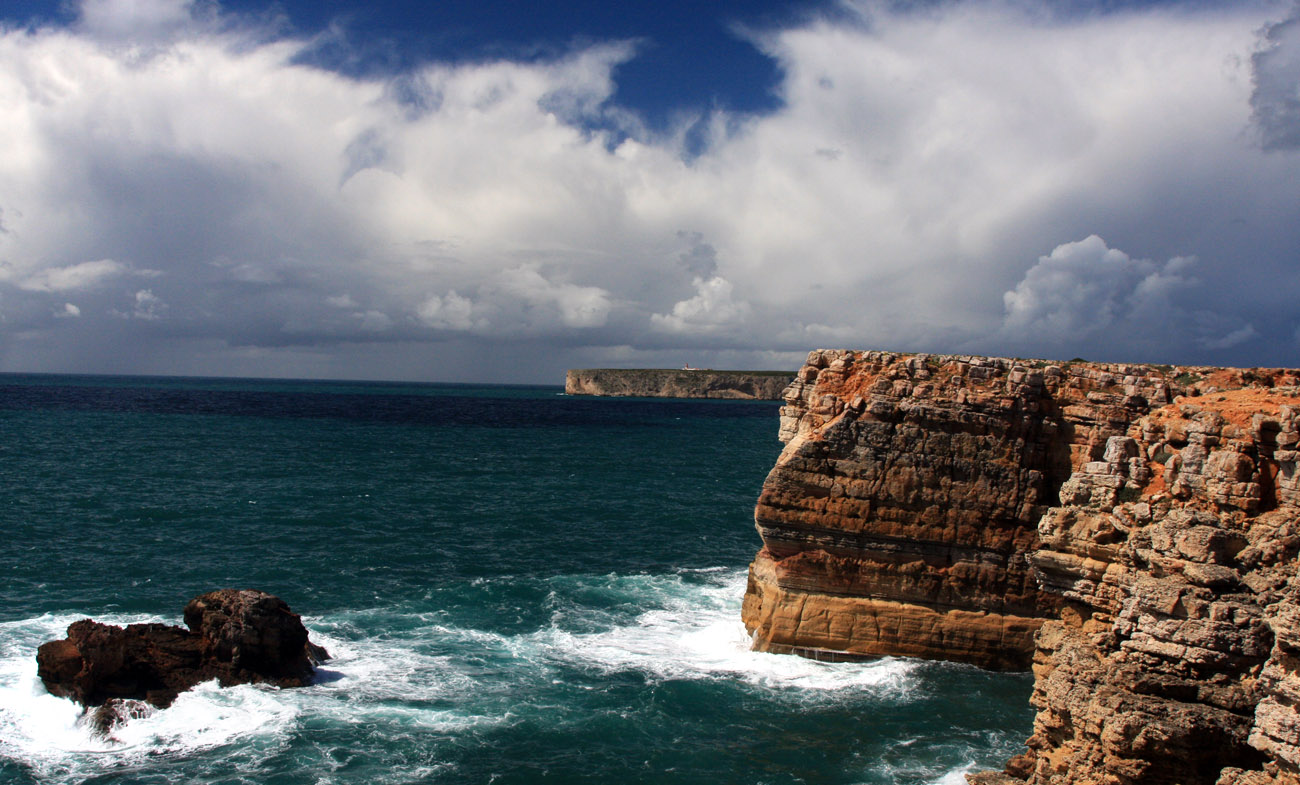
[743,349,1300,783]
[37,589,328,712]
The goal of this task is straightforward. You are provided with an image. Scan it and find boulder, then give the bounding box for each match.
[37,590,327,710]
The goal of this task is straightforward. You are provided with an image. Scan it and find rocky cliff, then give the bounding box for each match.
[565,369,793,400]
[741,350,1300,783]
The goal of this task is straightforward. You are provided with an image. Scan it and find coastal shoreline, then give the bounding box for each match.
[565,368,794,400]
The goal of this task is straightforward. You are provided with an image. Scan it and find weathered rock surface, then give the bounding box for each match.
[740,348,1300,783]
[37,590,327,712]
[744,350,1167,669]
[565,368,793,400]
[996,389,1300,784]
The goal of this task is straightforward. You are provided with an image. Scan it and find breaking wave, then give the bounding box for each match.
[0,570,1025,785]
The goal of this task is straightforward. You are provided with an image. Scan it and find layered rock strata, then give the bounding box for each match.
[984,386,1300,784]
[744,350,1166,669]
[565,368,793,400]
[740,349,1300,782]
[38,590,328,718]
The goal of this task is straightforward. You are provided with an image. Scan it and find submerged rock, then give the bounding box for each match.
[87,698,153,739]
[37,589,328,714]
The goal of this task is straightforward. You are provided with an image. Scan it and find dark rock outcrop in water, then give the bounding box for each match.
[742,349,1300,783]
[37,589,327,711]
[565,368,793,399]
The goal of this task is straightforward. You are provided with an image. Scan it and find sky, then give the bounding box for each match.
[0,0,1297,383]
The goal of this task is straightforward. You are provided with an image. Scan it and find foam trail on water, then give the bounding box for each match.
[295,622,507,733]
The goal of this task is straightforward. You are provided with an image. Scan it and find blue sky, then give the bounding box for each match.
[0,0,1297,382]
[1,0,1223,129]
[4,1,812,132]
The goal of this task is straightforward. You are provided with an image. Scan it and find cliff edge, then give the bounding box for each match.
[565,368,793,400]
[742,349,1300,784]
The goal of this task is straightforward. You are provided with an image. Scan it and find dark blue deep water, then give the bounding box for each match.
[0,375,1032,784]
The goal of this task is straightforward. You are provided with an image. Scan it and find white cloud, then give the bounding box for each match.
[16,260,128,292]
[1001,235,1188,340]
[651,276,750,333]
[417,290,478,331]
[130,288,165,320]
[78,0,206,43]
[0,1,1296,380]
[1000,235,1258,358]
[57,302,81,318]
[495,266,611,329]
[354,309,393,332]
[223,262,282,285]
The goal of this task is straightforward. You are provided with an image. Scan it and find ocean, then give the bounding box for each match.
[0,375,1032,784]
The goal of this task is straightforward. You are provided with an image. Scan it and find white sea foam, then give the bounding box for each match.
[931,763,979,784]
[0,612,495,782]
[534,569,919,695]
[855,751,983,785]
[295,622,506,733]
[0,613,301,782]
[0,571,978,783]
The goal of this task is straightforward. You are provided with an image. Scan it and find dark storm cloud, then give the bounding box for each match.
[1251,3,1300,151]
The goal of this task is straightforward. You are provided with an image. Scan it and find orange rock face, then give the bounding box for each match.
[746,350,1181,668]
[743,349,1300,783]
[996,388,1300,784]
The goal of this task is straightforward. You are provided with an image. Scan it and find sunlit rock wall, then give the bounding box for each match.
[741,349,1300,783]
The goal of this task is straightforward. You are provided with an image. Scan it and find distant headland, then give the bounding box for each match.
[565,368,794,400]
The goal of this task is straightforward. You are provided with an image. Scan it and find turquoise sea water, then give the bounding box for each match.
[0,375,1032,784]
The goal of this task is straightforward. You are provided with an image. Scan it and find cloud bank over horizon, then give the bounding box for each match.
[0,0,1297,382]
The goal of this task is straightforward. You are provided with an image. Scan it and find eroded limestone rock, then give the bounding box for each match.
[739,349,1300,782]
[745,351,1203,669]
[992,391,1300,784]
